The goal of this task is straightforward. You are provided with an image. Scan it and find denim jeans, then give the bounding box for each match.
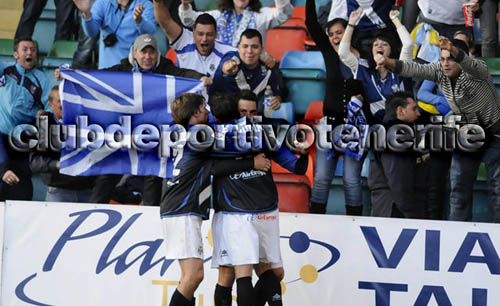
[46,186,92,203]
[449,135,500,222]
[311,148,364,206]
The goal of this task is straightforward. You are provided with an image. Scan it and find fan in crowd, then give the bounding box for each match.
[177,0,293,48]
[72,0,157,69]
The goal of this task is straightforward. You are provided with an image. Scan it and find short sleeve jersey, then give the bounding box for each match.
[171,28,236,77]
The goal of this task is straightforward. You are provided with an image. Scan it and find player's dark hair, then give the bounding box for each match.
[171,93,205,126]
[236,89,258,104]
[211,92,240,123]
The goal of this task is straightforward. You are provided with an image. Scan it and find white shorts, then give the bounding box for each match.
[211,209,282,268]
[162,215,204,259]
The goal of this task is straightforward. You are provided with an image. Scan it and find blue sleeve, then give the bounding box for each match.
[269,145,298,173]
[135,0,157,34]
[82,0,105,37]
[211,51,238,95]
[417,80,451,115]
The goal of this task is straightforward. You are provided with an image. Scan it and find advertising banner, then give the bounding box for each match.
[1,201,499,305]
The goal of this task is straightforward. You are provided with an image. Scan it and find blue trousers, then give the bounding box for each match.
[311,148,365,206]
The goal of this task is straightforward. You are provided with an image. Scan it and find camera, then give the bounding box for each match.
[103,33,118,47]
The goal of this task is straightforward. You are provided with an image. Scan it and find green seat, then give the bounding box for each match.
[477,162,487,182]
[480,57,500,75]
[0,39,14,55]
[48,40,78,58]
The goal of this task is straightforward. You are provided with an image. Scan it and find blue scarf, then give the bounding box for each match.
[217,10,257,47]
[333,97,368,161]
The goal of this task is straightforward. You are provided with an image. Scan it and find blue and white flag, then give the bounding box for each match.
[58,67,206,178]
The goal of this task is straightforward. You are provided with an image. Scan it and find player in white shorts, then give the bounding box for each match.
[210,91,308,306]
[160,93,270,306]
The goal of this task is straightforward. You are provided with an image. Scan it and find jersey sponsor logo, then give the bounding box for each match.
[257,214,277,221]
[229,169,266,180]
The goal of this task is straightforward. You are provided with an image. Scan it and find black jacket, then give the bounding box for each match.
[368,119,429,218]
[29,115,95,189]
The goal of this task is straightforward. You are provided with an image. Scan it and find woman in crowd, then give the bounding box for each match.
[339,8,414,122]
[305,0,368,215]
[177,0,293,47]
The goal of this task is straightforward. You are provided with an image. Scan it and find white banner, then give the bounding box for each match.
[1,201,500,306]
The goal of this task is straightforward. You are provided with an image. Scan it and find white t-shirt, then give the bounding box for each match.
[171,28,236,77]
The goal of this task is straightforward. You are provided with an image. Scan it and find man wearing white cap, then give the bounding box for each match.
[66,34,213,205]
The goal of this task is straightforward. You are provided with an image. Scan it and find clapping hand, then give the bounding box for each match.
[134,3,144,24]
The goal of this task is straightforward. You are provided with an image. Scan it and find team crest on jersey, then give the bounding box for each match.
[209,64,215,71]
[0,75,5,87]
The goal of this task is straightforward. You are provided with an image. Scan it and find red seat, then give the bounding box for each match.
[300,101,323,165]
[303,101,324,122]
[273,173,310,213]
[291,6,305,20]
[265,16,309,62]
[271,153,314,213]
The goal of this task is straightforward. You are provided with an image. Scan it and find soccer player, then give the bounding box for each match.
[210,93,308,306]
[160,92,270,306]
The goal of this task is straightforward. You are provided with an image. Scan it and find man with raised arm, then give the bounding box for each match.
[153,0,235,77]
[375,36,500,223]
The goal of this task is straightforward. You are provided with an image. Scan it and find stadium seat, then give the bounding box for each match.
[33,19,56,54]
[299,100,323,164]
[154,26,168,56]
[279,50,326,72]
[41,56,72,87]
[48,40,78,58]
[477,162,487,181]
[270,101,295,124]
[274,173,310,213]
[43,68,59,87]
[290,6,305,20]
[481,57,500,75]
[40,0,56,20]
[279,51,326,118]
[41,56,72,69]
[302,100,323,123]
[0,55,15,64]
[265,18,308,61]
[0,39,14,55]
[272,153,314,188]
[272,153,314,213]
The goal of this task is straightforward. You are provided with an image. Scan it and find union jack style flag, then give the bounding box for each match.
[58,66,206,178]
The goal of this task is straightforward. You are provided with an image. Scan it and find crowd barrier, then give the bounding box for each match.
[0,201,499,305]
